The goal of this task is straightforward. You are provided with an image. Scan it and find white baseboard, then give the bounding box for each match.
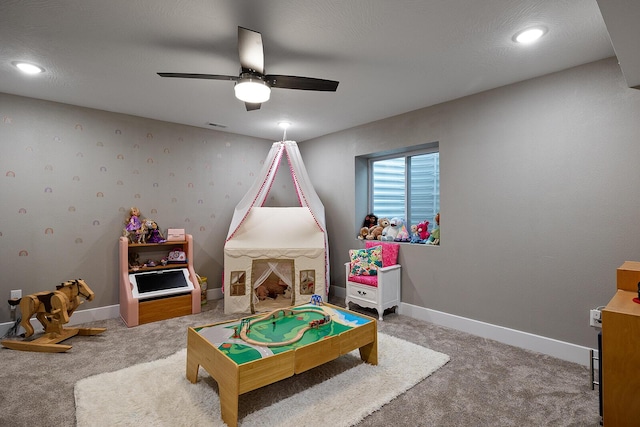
[0,289,231,338]
[330,285,593,366]
[2,287,594,366]
[0,304,119,338]
[208,287,223,300]
[331,285,346,300]
[400,302,593,366]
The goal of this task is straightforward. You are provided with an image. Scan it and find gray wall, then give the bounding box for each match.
[300,57,640,348]
[0,93,278,321]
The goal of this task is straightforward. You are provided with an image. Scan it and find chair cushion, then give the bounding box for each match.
[365,241,399,267]
[348,245,383,276]
[348,274,378,287]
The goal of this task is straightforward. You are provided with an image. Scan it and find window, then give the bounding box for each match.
[367,143,439,231]
[230,271,246,296]
[300,270,315,295]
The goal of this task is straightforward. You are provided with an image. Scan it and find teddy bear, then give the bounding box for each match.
[410,224,423,243]
[256,280,289,300]
[367,217,388,240]
[357,226,369,240]
[417,220,430,241]
[255,285,269,300]
[381,217,402,241]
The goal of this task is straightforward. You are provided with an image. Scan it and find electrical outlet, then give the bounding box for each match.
[9,290,21,321]
[590,309,602,328]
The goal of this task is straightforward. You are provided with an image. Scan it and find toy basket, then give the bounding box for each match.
[197,274,208,305]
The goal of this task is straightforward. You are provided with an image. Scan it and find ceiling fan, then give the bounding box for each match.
[158,26,339,111]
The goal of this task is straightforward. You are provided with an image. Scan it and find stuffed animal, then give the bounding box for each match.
[362,213,378,229]
[255,285,269,300]
[359,213,379,239]
[357,226,369,240]
[394,218,411,242]
[367,217,388,240]
[256,280,288,300]
[128,252,141,269]
[410,224,423,243]
[381,217,401,241]
[427,213,440,245]
[417,220,430,241]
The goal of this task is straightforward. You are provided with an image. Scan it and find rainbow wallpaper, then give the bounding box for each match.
[0,93,295,320]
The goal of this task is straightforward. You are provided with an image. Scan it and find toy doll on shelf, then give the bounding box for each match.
[144,219,165,243]
[357,213,379,239]
[123,207,144,243]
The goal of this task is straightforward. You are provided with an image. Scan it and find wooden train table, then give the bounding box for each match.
[186,302,378,427]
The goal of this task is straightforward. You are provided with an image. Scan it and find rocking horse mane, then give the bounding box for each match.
[55,279,93,300]
[56,278,83,290]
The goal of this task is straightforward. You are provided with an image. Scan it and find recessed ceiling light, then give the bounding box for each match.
[12,61,45,75]
[513,27,547,44]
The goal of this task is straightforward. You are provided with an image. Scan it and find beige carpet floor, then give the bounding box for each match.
[0,298,601,426]
[75,333,449,426]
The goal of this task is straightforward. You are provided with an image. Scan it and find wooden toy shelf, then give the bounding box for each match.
[119,235,201,327]
[129,263,188,273]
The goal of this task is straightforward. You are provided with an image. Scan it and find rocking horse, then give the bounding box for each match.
[1,279,106,353]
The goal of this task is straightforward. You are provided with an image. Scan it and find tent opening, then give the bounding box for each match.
[251,259,294,312]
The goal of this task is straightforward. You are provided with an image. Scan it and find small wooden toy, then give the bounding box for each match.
[1,279,106,353]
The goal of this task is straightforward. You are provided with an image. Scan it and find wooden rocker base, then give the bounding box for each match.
[1,327,106,353]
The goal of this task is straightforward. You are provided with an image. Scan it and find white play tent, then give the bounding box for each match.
[223,141,329,314]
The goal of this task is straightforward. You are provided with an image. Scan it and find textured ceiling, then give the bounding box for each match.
[0,1,624,142]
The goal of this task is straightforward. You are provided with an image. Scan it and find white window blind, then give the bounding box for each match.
[371,151,439,230]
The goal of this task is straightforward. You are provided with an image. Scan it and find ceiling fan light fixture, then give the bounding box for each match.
[234,77,271,103]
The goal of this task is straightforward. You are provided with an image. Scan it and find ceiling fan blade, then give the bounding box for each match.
[157,73,238,82]
[245,102,261,111]
[238,27,264,74]
[265,75,339,91]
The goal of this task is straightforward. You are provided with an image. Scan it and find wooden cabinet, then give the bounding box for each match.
[601,261,640,426]
[119,235,201,327]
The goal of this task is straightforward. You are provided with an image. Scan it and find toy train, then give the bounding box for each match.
[309,315,331,328]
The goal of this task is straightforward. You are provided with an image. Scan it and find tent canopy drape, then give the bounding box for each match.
[225,141,329,294]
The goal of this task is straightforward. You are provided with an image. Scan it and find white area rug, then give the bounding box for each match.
[75,333,449,427]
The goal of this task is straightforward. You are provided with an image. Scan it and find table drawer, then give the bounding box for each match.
[347,282,378,303]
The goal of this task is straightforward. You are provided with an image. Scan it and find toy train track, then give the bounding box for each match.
[238,308,331,347]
